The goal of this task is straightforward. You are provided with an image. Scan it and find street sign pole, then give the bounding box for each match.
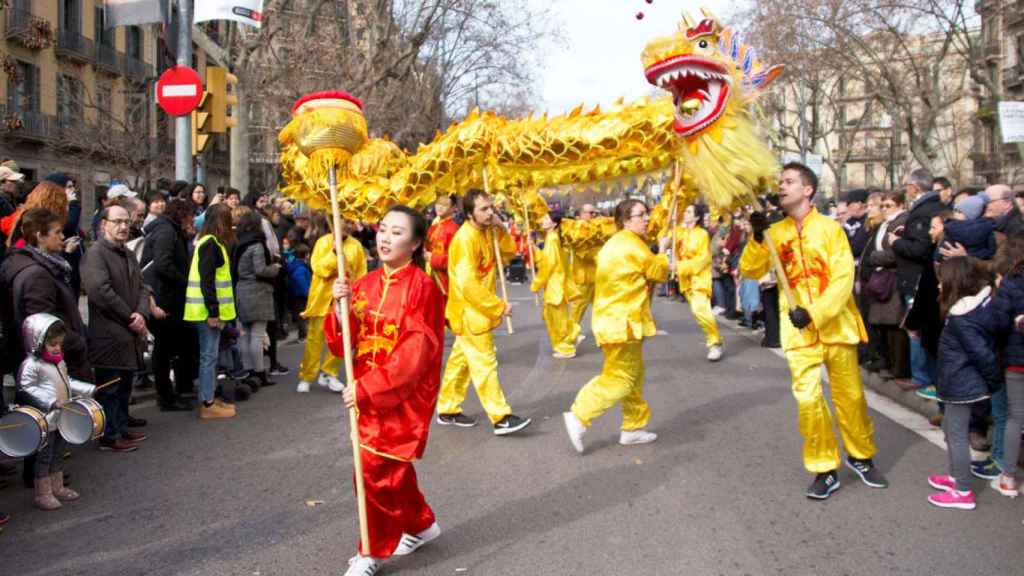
[175,0,194,182]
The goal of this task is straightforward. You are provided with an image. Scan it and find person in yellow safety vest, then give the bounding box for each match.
[436,190,532,435]
[563,199,672,454]
[739,161,887,500]
[183,204,238,420]
[531,210,579,359]
[665,203,723,362]
[569,203,600,339]
[298,213,367,394]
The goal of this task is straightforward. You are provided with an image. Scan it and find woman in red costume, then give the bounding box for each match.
[326,205,445,576]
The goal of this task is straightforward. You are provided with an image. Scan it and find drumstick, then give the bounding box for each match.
[92,377,121,392]
[62,407,88,418]
[0,422,29,430]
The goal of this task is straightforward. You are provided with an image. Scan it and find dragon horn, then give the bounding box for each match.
[681,11,696,29]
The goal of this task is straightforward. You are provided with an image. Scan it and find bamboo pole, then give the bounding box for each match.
[669,162,682,282]
[328,166,371,556]
[482,167,515,334]
[521,204,540,307]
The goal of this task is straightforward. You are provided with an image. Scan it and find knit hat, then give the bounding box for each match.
[954,195,985,220]
[43,172,72,187]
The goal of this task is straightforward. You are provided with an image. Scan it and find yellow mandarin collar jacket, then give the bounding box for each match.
[530,229,572,306]
[591,229,670,346]
[665,225,713,295]
[739,207,867,351]
[445,222,517,335]
[302,234,367,319]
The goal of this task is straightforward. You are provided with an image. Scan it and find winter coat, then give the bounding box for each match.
[1,246,92,381]
[892,192,947,299]
[140,215,191,319]
[938,218,997,262]
[991,271,1024,368]
[63,199,84,295]
[862,212,909,326]
[233,232,279,323]
[287,258,312,300]
[936,286,1003,404]
[16,313,95,429]
[843,214,870,260]
[82,238,150,370]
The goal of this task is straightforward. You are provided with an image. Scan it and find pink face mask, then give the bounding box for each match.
[42,349,64,364]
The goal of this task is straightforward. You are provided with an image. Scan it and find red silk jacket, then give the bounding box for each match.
[427,216,459,295]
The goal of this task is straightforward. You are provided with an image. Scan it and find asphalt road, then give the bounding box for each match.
[1,284,1020,576]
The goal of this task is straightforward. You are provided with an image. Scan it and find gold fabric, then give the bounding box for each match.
[302,234,367,319]
[786,343,877,472]
[591,230,670,346]
[570,280,595,331]
[667,225,713,296]
[738,208,867,351]
[437,332,512,424]
[571,341,649,431]
[685,290,721,348]
[445,223,517,336]
[542,303,577,356]
[299,315,341,382]
[531,229,571,306]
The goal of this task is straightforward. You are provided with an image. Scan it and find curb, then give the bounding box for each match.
[860,368,940,421]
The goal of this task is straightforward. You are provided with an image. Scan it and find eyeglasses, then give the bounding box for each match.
[881,202,896,208]
[629,212,649,220]
[104,218,130,227]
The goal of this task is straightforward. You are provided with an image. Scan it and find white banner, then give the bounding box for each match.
[104,0,166,28]
[194,0,264,29]
[999,101,1024,144]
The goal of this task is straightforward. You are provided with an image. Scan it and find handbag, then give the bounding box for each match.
[865,267,897,302]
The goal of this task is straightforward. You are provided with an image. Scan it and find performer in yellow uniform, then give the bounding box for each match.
[739,162,887,499]
[666,203,723,361]
[569,203,600,338]
[298,214,367,394]
[563,199,672,454]
[436,190,532,435]
[531,211,577,359]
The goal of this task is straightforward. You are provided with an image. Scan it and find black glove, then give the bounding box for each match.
[749,211,769,243]
[789,306,812,329]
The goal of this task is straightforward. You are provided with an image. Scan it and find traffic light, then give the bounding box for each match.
[206,66,239,133]
[191,91,212,155]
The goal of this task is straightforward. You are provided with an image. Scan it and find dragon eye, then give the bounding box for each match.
[698,39,709,49]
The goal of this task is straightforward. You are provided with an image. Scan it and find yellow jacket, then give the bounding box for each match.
[739,208,867,351]
[591,229,670,346]
[571,247,597,287]
[446,222,517,335]
[530,229,571,305]
[302,234,367,319]
[665,225,713,295]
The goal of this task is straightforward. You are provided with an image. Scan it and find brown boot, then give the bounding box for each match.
[51,472,80,502]
[33,477,62,511]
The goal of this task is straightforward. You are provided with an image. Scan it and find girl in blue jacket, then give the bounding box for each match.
[929,257,1002,510]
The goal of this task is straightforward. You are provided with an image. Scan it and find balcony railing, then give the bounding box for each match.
[95,44,123,75]
[1006,64,1023,88]
[5,8,53,50]
[56,29,94,63]
[123,55,153,81]
[1,105,54,142]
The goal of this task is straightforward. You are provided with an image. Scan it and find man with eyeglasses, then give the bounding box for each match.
[569,203,600,339]
[83,202,152,453]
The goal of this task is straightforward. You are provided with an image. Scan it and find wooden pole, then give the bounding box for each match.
[328,166,371,556]
[763,229,797,310]
[521,204,540,307]
[482,167,515,334]
[669,162,682,281]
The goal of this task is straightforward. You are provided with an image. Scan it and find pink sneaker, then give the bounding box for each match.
[928,489,976,510]
[927,475,956,492]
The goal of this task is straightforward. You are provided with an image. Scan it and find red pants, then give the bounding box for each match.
[356,450,435,558]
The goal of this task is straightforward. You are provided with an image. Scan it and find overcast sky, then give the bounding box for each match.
[529,1,746,115]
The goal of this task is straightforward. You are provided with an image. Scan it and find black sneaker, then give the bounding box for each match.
[806,471,841,500]
[845,456,889,488]
[126,416,147,428]
[269,365,290,376]
[436,413,478,428]
[493,414,532,436]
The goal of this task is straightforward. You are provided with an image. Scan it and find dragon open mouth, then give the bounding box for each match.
[645,56,731,137]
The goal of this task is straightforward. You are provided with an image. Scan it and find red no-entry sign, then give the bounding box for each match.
[156,66,203,117]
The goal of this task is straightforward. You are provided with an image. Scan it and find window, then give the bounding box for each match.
[59,0,81,32]
[127,26,142,60]
[865,163,876,187]
[6,61,40,114]
[94,6,114,47]
[57,74,84,129]
[96,79,112,130]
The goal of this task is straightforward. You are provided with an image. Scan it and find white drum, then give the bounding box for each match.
[58,398,106,446]
[0,406,49,457]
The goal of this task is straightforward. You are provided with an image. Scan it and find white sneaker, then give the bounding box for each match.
[296,380,311,393]
[707,345,723,362]
[392,522,441,556]
[552,351,576,359]
[318,373,346,393]
[563,411,586,454]
[576,333,586,344]
[344,554,381,576]
[712,306,725,315]
[619,429,657,446]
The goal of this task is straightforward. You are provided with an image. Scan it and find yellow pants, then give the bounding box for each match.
[786,343,877,473]
[438,331,512,424]
[298,315,340,382]
[543,303,577,356]
[571,341,649,431]
[570,282,594,332]
[685,290,721,348]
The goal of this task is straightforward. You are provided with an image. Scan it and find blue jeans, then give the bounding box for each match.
[196,322,222,403]
[909,333,936,387]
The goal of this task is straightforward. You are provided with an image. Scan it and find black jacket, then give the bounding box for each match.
[992,271,1024,369]
[892,192,947,299]
[936,287,1002,403]
[141,215,191,319]
[0,247,92,380]
[844,214,870,260]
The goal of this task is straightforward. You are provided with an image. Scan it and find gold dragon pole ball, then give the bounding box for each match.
[284,91,369,187]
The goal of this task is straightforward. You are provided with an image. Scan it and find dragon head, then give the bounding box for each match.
[642,10,782,140]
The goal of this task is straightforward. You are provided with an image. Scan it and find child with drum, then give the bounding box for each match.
[15,313,96,510]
